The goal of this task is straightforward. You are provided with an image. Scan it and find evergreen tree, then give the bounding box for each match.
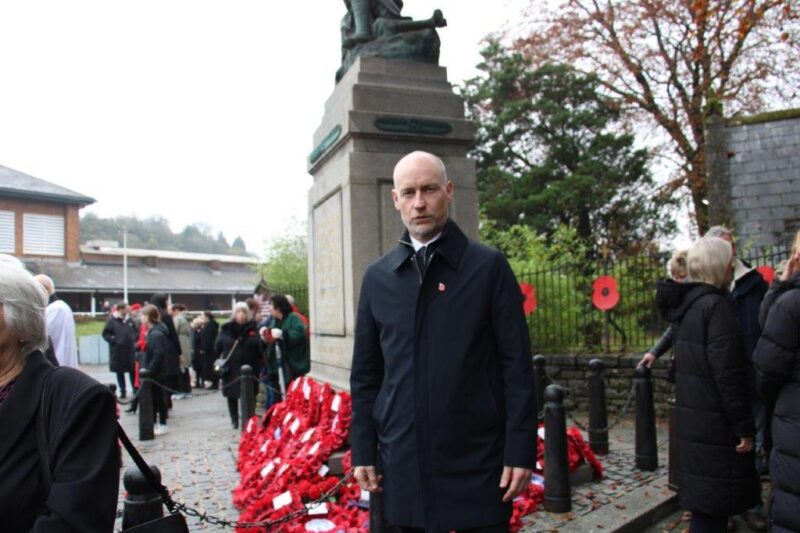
[462,42,675,257]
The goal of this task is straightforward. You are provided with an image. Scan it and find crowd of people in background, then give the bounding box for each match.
[99,291,311,433]
[639,226,800,533]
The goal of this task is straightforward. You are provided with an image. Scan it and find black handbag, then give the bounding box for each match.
[213,338,240,377]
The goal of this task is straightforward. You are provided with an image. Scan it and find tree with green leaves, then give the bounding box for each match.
[462,42,675,258]
[260,231,308,289]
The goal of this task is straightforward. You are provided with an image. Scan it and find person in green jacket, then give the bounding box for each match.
[268,294,310,382]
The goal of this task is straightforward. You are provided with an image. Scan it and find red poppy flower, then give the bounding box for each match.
[592,276,620,311]
[519,283,537,315]
[756,265,775,284]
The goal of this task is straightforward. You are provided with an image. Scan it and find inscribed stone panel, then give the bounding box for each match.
[313,191,346,335]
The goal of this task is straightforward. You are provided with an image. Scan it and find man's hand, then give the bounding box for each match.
[638,352,657,368]
[499,466,531,502]
[354,465,383,493]
[736,437,754,454]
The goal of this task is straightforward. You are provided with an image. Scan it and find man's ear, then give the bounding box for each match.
[391,188,401,211]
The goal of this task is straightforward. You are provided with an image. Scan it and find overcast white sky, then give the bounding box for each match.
[0,0,527,256]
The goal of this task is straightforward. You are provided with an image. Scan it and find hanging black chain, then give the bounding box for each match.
[171,470,356,530]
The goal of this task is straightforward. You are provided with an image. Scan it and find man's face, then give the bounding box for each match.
[392,154,453,242]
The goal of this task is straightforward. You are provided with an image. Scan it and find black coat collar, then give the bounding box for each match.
[388,219,468,272]
[0,350,53,462]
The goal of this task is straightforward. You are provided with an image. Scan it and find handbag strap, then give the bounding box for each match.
[116,422,179,513]
[37,370,57,493]
[220,338,240,363]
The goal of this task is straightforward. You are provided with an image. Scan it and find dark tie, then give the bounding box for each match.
[415,246,428,275]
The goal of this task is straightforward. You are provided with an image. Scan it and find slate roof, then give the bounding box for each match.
[36,262,258,294]
[0,164,95,205]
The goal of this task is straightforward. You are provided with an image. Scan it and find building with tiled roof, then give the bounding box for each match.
[1,164,259,313]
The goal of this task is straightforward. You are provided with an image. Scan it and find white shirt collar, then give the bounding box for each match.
[410,232,442,252]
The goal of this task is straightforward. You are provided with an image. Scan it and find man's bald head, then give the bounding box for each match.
[392,151,448,189]
[391,150,454,242]
[34,274,55,296]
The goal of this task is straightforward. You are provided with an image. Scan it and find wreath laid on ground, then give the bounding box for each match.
[233,376,603,532]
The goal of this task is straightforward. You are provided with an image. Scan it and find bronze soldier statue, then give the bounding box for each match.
[338,0,447,81]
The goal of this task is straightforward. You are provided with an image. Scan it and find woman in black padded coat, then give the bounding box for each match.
[656,237,759,532]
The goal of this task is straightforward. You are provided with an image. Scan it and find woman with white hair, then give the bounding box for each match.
[0,261,120,530]
[656,237,759,532]
[214,302,261,429]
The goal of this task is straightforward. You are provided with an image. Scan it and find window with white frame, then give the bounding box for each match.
[0,211,14,253]
[23,213,64,256]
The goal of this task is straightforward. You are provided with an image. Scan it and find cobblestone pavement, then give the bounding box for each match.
[84,365,675,532]
[82,365,244,532]
[521,417,671,532]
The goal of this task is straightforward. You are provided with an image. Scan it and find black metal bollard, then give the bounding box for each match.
[533,355,547,419]
[138,369,155,441]
[544,384,572,513]
[634,365,658,471]
[588,359,609,455]
[240,365,255,426]
[122,464,163,528]
[368,488,387,533]
[667,397,678,490]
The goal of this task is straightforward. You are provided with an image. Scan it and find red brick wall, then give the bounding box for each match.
[0,197,83,260]
[65,205,81,261]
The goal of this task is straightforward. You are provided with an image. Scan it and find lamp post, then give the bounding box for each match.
[123,227,129,303]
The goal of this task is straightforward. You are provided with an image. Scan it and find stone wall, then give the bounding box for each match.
[538,353,674,418]
[707,109,800,249]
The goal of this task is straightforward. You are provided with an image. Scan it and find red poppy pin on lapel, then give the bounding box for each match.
[438,282,446,292]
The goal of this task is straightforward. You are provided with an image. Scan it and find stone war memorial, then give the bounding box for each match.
[306,0,478,390]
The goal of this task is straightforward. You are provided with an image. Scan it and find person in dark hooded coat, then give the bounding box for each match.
[140,304,171,435]
[102,300,138,398]
[351,151,537,532]
[200,311,220,389]
[656,236,760,532]
[215,302,261,429]
[752,233,800,533]
[151,293,181,406]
